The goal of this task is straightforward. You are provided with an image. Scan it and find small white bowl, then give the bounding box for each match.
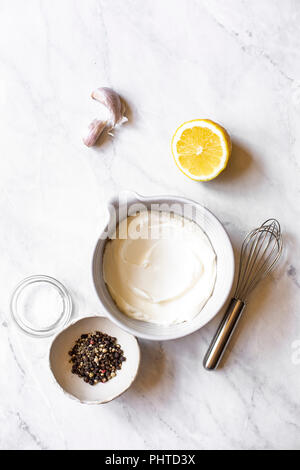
[49,315,140,404]
[92,191,235,341]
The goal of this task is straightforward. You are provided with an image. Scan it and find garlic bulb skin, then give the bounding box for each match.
[91,87,127,128]
[82,119,107,147]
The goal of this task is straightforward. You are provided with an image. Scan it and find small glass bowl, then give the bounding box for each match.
[11,275,72,338]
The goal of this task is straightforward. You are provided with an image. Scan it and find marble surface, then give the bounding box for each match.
[1,0,300,450]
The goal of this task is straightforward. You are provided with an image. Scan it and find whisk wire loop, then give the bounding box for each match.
[234,219,282,301]
[244,225,281,297]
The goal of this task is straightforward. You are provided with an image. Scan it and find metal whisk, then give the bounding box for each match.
[203,219,283,370]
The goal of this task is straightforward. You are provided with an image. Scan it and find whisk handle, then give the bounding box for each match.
[203,298,245,370]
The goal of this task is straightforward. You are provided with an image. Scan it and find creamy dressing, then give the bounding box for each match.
[103,211,216,325]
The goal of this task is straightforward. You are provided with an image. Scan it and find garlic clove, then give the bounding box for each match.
[82,119,107,147]
[91,87,127,128]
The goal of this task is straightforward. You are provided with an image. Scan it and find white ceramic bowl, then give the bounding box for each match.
[49,315,140,404]
[92,191,234,341]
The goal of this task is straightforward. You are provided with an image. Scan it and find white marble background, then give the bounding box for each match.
[0,0,300,450]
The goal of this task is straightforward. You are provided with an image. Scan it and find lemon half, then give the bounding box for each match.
[171,119,231,181]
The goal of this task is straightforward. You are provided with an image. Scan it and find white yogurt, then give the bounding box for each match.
[103,211,217,325]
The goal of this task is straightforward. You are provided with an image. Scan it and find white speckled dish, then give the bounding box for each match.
[92,191,235,341]
[49,315,140,404]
